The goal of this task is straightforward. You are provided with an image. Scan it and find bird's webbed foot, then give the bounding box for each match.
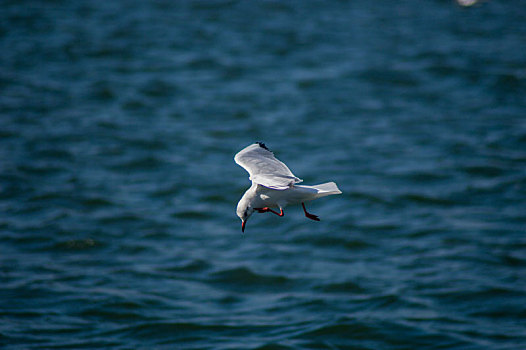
[302,203,320,221]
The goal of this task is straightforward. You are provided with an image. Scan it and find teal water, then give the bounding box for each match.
[2,1,526,349]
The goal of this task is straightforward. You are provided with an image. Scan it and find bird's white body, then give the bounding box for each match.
[234,142,342,231]
[237,182,341,214]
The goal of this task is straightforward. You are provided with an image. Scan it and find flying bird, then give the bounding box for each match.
[235,142,342,232]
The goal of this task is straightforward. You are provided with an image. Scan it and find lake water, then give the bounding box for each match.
[1,1,526,349]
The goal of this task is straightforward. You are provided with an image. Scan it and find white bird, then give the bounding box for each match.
[235,142,342,232]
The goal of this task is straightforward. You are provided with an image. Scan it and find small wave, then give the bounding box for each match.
[110,156,166,172]
[347,190,392,204]
[399,171,451,182]
[139,78,177,99]
[149,184,180,198]
[253,343,295,350]
[34,148,75,161]
[79,307,144,322]
[159,259,211,273]
[357,67,420,87]
[461,164,507,177]
[500,253,526,267]
[292,319,378,344]
[293,317,470,349]
[315,281,366,294]
[115,135,169,151]
[209,267,293,291]
[53,238,102,250]
[173,210,212,219]
[293,235,373,251]
[397,193,456,206]
[201,194,229,203]
[355,222,402,233]
[98,212,143,225]
[81,196,115,208]
[101,321,277,342]
[17,163,65,176]
[451,286,526,301]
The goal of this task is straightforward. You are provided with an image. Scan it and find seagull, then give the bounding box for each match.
[235,142,342,232]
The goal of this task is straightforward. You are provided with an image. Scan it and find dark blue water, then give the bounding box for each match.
[2,1,526,349]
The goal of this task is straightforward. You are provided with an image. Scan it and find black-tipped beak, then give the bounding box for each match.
[241,220,246,233]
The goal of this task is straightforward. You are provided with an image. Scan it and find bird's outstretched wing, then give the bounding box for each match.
[234,142,302,190]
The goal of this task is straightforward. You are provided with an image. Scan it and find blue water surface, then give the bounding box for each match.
[1,1,526,349]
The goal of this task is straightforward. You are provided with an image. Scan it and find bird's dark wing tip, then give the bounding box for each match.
[256,142,270,151]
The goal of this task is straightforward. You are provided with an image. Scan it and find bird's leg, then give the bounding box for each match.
[256,207,284,217]
[302,203,320,221]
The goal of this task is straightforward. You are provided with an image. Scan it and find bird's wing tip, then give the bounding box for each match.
[255,142,271,152]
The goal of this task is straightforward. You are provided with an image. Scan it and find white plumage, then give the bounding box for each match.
[234,142,342,232]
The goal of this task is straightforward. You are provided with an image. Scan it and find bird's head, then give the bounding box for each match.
[236,199,254,233]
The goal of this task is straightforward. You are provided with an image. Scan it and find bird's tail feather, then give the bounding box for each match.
[312,182,342,195]
[294,182,342,199]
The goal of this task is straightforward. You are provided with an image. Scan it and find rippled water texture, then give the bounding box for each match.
[1,1,526,349]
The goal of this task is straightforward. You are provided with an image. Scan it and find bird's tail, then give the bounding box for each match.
[312,182,342,195]
[295,181,342,199]
[291,182,342,203]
